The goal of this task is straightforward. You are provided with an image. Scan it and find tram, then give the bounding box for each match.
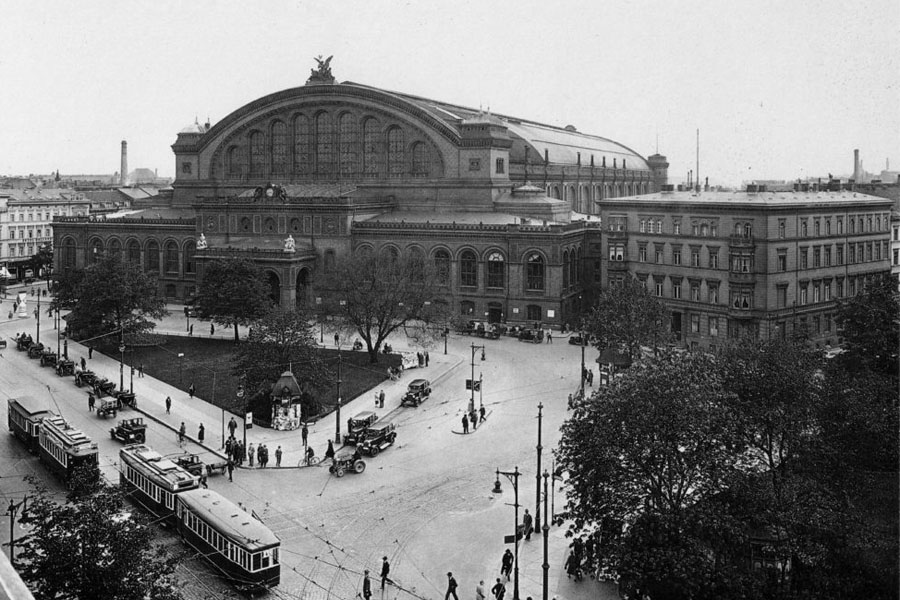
[119,444,199,522]
[175,488,281,590]
[8,396,56,453]
[37,415,99,486]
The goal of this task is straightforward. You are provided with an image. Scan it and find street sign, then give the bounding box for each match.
[245,412,253,429]
[466,380,482,391]
[504,526,525,544]
[118,345,125,353]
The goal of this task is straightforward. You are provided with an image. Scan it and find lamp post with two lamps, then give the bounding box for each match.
[492,467,521,600]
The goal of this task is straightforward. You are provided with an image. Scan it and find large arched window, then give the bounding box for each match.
[184,241,196,274]
[411,142,428,176]
[525,253,545,291]
[164,241,179,273]
[226,146,241,178]
[293,114,311,175]
[486,252,505,289]
[339,113,359,178]
[61,237,76,268]
[145,240,160,272]
[126,240,140,264]
[271,120,289,175]
[562,250,570,289]
[363,118,380,176]
[459,250,477,287]
[433,249,450,285]
[249,131,265,177]
[316,112,333,175]
[387,127,405,177]
[408,247,425,281]
[89,238,104,263]
[380,246,399,263]
[108,238,122,255]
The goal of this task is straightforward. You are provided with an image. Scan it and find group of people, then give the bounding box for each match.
[360,556,392,599]
[460,405,486,433]
[581,366,594,386]
[387,365,402,381]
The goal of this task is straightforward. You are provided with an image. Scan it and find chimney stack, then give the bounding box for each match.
[853,148,860,184]
[120,140,128,186]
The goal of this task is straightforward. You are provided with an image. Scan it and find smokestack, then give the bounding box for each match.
[853,149,860,182]
[120,140,128,186]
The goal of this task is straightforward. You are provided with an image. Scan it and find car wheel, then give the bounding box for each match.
[369,446,379,457]
[335,467,345,478]
[354,460,366,474]
[137,433,145,444]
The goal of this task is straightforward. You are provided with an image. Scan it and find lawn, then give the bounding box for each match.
[101,336,399,424]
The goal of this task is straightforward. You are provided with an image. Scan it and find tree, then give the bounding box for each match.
[584,276,671,359]
[16,480,183,600]
[29,243,53,284]
[194,258,273,342]
[316,251,450,363]
[50,266,84,311]
[64,252,167,342]
[233,307,331,407]
[833,272,899,379]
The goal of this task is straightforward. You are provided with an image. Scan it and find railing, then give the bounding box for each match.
[54,216,192,225]
[352,220,601,233]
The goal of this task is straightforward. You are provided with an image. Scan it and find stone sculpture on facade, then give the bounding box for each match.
[196,233,208,249]
[284,235,296,252]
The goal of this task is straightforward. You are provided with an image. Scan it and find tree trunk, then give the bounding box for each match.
[234,320,240,343]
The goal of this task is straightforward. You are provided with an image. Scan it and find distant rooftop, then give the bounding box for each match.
[604,189,894,208]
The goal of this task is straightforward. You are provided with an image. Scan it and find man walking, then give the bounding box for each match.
[523,509,533,540]
[88,392,95,412]
[138,363,144,378]
[501,549,513,578]
[178,422,186,447]
[210,323,215,336]
[275,445,282,467]
[189,324,193,336]
[380,556,391,589]
[226,458,234,482]
[461,413,469,434]
[228,416,238,439]
[88,346,93,359]
[198,423,205,444]
[248,442,255,467]
[445,572,459,600]
[188,383,195,399]
[80,356,86,371]
[378,390,385,408]
[424,350,429,367]
[476,580,486,600]
[546,329,552,344]
[491,578,506,600]
[301,423,308,447]
[362,569,372,600]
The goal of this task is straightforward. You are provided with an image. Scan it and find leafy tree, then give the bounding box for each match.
[50,267,84,311]
[194,258,273,342]
[833,272,899,379]
[233,307,331,408]
[29,243,53,284]
[316,251,450,363]
[584,275,672,359]
[65,252,167,342]
[16,481,183,600]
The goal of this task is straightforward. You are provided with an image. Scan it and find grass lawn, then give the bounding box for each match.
[102,336,400,423]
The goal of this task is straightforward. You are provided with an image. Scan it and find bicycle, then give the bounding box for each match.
[298,455,322,467]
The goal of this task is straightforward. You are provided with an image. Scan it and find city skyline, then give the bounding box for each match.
[2,0,897,186]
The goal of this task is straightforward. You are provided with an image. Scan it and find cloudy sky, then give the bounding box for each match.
[2,0,897,186]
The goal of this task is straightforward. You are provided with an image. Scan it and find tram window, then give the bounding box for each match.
[253,553,262,571]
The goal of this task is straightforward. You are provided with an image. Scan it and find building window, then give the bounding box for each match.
[486,252,505,289]
[837,218,843,234]
[412,143,429,176]
[271,120,289,175]
[639,245,647,262]
[836,278,844,297]
[866,242,872,262]
[226,146,241,177]
[708,283,719,304]
[672,279,682,299]
[824,314,831,332]
[708,248,719,269]
[801,221,808,237]
[778,220,786,238]
[690,314,700,333]
[731,254,752,273]
[249,130,266,177]
[433,249,450,285]
[691,249,700,267]
[731,288,752,309]
[777,250,787,272]
[672,248,682,265]
[777,285,788,308]
[837,244,844,265]
[146,240,159,272]
[609,243,624,261]
[800,283,808,305]
[460,300,475,316]
[126,240,140,264]
[709,316,719,337]
[824,280,831,301]
[338,113,359,178]
[849,277,857,296]
[800,248,808,269]
[495,158,505,174]
[673,221,681,235]
[526,304,542,322]
[825,219,831,235]
[388,127,405,177]
[655,247,663,264]
[655,282,663,297]
[362,118,380,176]
[894,248,900,266]
[690,282,700,301]
[814,220,820,236]
[164,242,179,273]
[459,251,477,287]
[875,242,881,261]
[525,253,545,291]
[294,114,312,175]
[813,247,821,268]
[655,220,662,234]
[813,281,821,303]
[824,246,831,266]
[850,218,855,233]
[316,113,334,175]
[639,219,646,233]
[184,242,196,274]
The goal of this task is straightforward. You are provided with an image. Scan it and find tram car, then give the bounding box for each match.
[8,397,57,453]
[119,444,199,522]
[37,415,99,487]
[175,488,281,590]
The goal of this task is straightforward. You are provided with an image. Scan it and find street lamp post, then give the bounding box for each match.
[470,343,486,412]
[334,347,343,444]
[493,467,521,600]
[535,403,543,531]
[6,497,27,566]
[118,328,125,392]
[580,328,586,397]
[35,293,41,344]
[542,470,550,600]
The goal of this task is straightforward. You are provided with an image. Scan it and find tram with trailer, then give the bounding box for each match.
[8,396,56,453]
[37,415,99,487]
[175,488,281,590]
[119,444,199,522]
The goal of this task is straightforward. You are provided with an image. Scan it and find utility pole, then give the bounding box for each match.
[535,403,543,530]
[469,343,485,412]
[6,497,27,565]
[35,292,41,344]
[334,350,343,444]
[118,327,125,392]
[542,470,550,600]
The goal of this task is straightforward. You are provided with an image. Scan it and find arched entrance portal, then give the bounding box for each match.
[296,268,310,306]
[266,271,281,306]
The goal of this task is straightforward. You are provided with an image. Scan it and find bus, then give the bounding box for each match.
[8,397,56,454]
[119,444,199,522]
[175,488,281,590]
[37,415,99,487]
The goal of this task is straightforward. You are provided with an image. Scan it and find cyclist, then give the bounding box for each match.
[305,445,316,466]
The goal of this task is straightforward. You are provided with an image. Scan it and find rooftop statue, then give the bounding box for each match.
[307,55,336,85]
[284,235,296,252]
[196,233,208,250]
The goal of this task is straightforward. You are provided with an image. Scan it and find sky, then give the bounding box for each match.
[1,0,897,186]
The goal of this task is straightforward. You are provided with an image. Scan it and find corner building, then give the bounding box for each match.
[598,188,893,349]
[54,67,668,326]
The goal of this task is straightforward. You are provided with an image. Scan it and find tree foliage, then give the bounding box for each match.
[584,275,672,358]
[64,252,167,341]
[195,258,273,342]
[50,267,84,311]
[16,481,183,600]
[316,251,451,363]
[833,272,899,379]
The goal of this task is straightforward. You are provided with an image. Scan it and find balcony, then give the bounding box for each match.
[728,270,757,283]
[728,235,756,249]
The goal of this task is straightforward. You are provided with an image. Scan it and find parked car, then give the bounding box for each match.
[343,411,379,445]
[517,329,544,344]
[359,420,397,457]
[328,447,366,477]
[568,333,590,346]
[109,417,147,443]
[401,379,432,407]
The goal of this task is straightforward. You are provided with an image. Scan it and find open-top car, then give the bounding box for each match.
[93,378,117,397]
[27,342,45,359]
[56,359,75,376]
[359,420,397,457]
[517,328,544,344]
[15,334,34,351]
[401,379,431,407]
[174,454,206,477]
[110,417,146,443]
[40,350,58,367]
[328,447,366,478]
[74,370,98,387]
[568,333,591,346]
[343,411,379,445]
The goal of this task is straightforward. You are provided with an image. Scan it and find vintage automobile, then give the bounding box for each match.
[568,333,590,346]
[40,350,58,367]
[27,342,45,359]
[359,420,397,457]
[93,378,117,397]
[401,379,432,407]
[74,370,99,387]
[343,411,379,445]
[15,334,34,351]
[0,339,6,350]
[517,329,545,344]
[56,359,75,377]
[109,417,147,443]
[112,390,137,409]
[328,447,366,477]
[96,397,118,419]
[174,454,206,477]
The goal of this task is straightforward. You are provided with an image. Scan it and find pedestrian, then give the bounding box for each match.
[491,578,506,600]
[334,332,340,347]
[88,346,93,359]
[417,351,423,367]
[546,330,552,344]
[227,458,234,482]
[228,417,237,438]
[225,437,234,459]
[445,572,459,600]
[138,364,144,378]
[480,405,486,423]
[470,409,479,430]
[275,445,282,467]
[210,323,215,336]
[12,302,17,312]
[261,444,268,468]
[325,439,335,460]
[248,442,255,467]
[381,556,391,589]
[257,443,263,467]
[379,389,385,408]
[476,580,486,600]
[198,423,205,444]
[565,550,582,581]
[189,324,193,336]
[178,422,186,446]
[188,383,195,399]
[80,356,86,371]
[236,440,244,466]
[523,509,533,540]
[461,413,469,434]
[362,569,372,600]
[587,369,593,386]
[501,549,513,578]
[425,350,429,366]
[199,471,208,489]
[165,395,172,414]
[88,392,95,412]
[301,423,308,447]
